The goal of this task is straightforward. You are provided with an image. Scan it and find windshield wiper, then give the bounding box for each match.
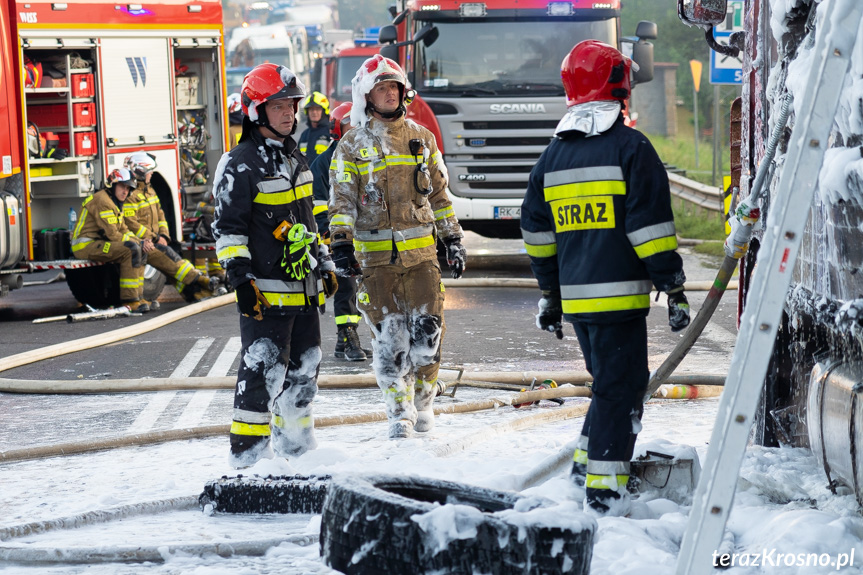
[459,87,497,96]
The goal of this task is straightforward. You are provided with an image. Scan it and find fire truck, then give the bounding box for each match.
[0,0,228,305]
[376,0,657,239]
[317,33,381,108]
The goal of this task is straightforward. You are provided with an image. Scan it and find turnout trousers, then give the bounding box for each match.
[145,246,199,291]
[333,274,361,327]
[229,310,321,468]
[572,317,648,499]
[356,259,445,427]
[74,240,144,302]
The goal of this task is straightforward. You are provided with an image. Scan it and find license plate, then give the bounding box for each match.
[494,207,520,220]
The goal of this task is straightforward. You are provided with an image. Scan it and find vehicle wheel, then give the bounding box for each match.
[65,264,120,309]
[142,265,166,302]
[320,474,595,575]
[199,474,331,514]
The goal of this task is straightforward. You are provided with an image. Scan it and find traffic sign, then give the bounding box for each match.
[709,0,743,85]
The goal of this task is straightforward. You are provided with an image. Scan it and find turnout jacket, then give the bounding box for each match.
[299,120,331,165]
[329,116,462,268]
[71,189,137,254]
[521,117,685,323]
[124,181,169,242]
[211,126,325,314]
[310,141,336,236]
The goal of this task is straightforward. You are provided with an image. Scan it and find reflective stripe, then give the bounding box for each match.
[573,449,588,465]
[233,408,270,424]
[354,238,392,253]
[384,385,414,403]
[587,459,630,475]
[544,166,624,188]
[394,234,434,251]
[434,206,455,220]
[217,245,251,260]
[335,314,363,325]
[633,235,679,259]
[175,260,195,283]
[71,237,93,247]
[576,435,589,451]
[253,182,313,205]
[72,208,88,238]
[312,204,329,215]
[562,280,653,300]
[585,474,630,490]
[385,154,422,166]
[330,214,355,227]
[333,159,358,173]
[272,414,313,430]
[628,222,677,247]
[255,278,308,293]
[134,226,148,239]
[263,292,323,307]
[544,180,625,202]
[522,229,558,258]
[562,294,650,314]
[230,421,271,437]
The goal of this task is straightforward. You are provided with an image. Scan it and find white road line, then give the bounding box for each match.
[173,337,241,429]
[127,337,214,434]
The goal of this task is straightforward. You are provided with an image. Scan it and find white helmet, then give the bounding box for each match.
[124,151,157,180]
[107,167,136,190]
[227,92,242,114]
[351,54,413,126]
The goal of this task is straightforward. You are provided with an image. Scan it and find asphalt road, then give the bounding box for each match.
[0,233,738,452]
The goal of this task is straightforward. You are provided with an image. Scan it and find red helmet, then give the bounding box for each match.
[241,63,306,123]
[561,40,632,107]
[107,167,135,191]
[329,102,352,140]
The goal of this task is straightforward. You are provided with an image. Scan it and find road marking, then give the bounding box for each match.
[127,337,214,433]
[173,337,241,429]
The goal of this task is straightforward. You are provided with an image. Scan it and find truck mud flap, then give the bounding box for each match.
[199,474,331,514]
[0,187,25,269]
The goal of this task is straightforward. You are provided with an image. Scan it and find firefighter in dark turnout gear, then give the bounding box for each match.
[521,41,690,517]
[299,91,331,165]
[211,63,337,469]
[310,102,371,361]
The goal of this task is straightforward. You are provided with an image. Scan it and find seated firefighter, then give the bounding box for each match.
[71,167,150,312]
[122,151,213,303]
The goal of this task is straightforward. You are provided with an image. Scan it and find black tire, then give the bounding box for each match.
[320,474,594,575]
[199,474,331,514]
[142,264,166,302]
[65,264,120,308]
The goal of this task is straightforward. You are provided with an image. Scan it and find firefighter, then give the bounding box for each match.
[122,151,213,305]
[521,40,690,517]
[310,102,371,361]
[298,91,331,164]
[211,63,338,469]
[71,167,149,312]
[227,92,243,149]
[329,55,466,439]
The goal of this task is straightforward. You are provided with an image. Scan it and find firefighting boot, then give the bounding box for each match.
[124,299,150,313]
[388,419,414,439]
[335,326,367,361]
[413,377,437,433]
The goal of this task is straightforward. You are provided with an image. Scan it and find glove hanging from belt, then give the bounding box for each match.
[235,279,270,321]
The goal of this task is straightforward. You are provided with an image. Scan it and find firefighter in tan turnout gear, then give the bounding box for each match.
[71,167,149,312]
[122,151,213,304]
[329,55,466,439]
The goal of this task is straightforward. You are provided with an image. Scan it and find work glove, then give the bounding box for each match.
[46,147,68,160]
[236,279,270,321]
[724,200,761,259]
[444,237,467,279]
[123,240,145,268]
[536,290,564,339]
[332,243,361,277]
[667,287,690,332]
[322,270,338,299]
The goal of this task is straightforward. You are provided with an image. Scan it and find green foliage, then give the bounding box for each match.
[673,203,726,241]
[644,130,730,186]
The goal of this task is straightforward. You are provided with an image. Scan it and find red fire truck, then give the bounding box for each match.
[0,0,228,305]
[376,0,657,238]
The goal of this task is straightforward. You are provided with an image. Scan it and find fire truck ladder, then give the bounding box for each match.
[676,1,863,573]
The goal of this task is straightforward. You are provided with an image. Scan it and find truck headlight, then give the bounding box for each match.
[459,3,487,17]
[547,2,574,16]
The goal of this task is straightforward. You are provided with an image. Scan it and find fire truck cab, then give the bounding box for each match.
[0,0,227,305]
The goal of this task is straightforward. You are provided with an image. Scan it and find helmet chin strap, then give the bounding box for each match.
[366,101,405,120]
[256,106,297,139]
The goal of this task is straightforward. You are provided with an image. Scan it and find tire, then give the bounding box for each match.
[320,474,595,575]
[142,264,166,302]
[199,474,331,514]
[65,264,120,308]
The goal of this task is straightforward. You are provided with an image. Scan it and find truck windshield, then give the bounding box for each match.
[333,55,370,101]
[415,20,616,96]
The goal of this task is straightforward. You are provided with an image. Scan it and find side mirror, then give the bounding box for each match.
[631,41,654,86]
[635,21,657,40]
[414,24,438,48]
[387,4,397,18]
[378,25,397,45]
[380,44,399,63]
[678,0,727,30]
[393,8,408,25]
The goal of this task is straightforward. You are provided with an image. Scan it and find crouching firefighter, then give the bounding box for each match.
[329,55,466,439]
[521,41,690,517]
[122,151,213,305]
[211,63,338,469]
[71,167,149,312]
